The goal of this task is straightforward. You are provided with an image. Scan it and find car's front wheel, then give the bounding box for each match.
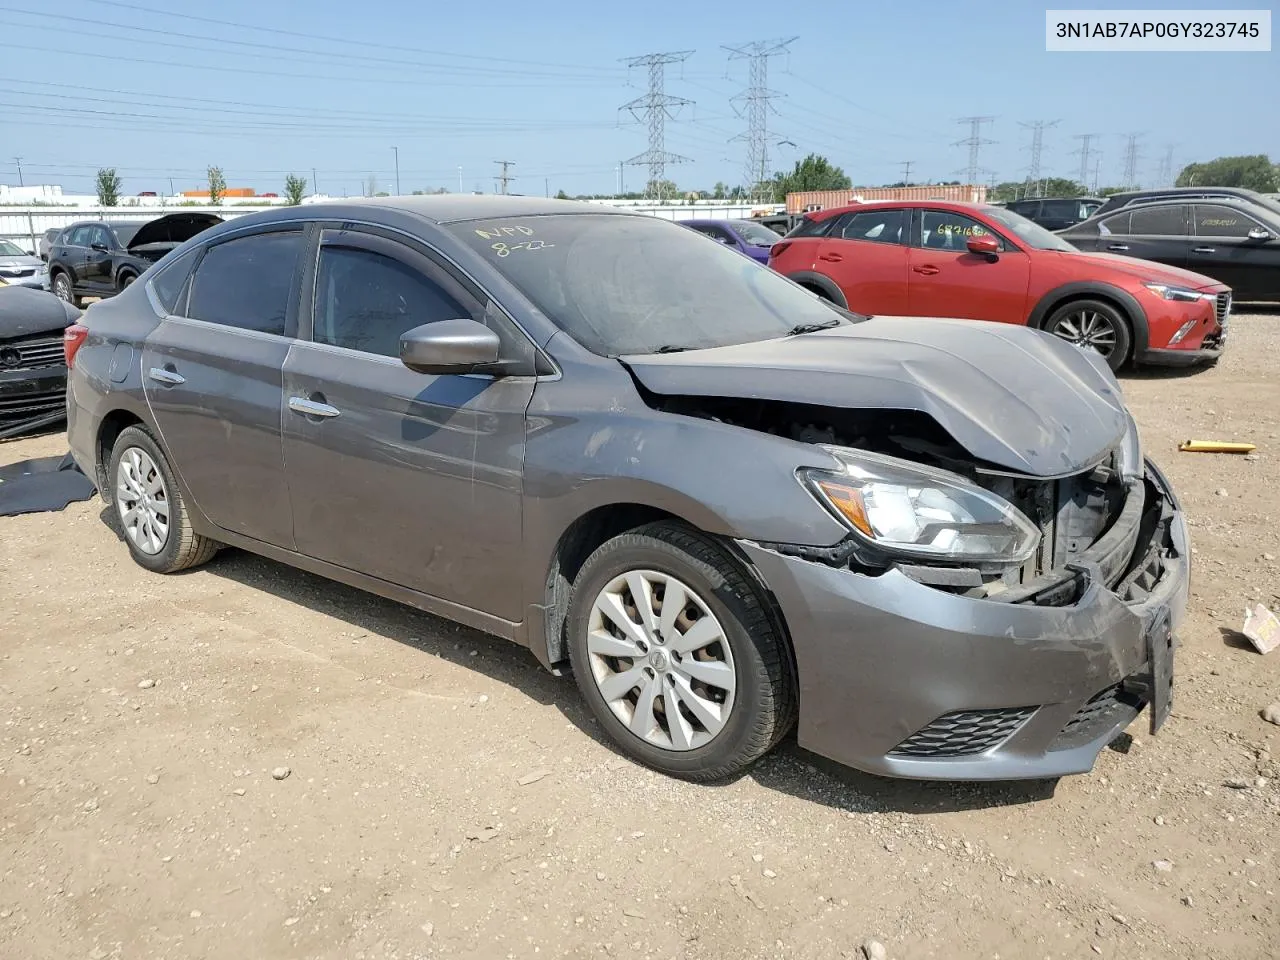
[108,425,219,574]
[51,271,82,308]
[567,521,794,782]
[1045,299,1132,372]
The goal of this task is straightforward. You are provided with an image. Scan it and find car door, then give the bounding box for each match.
[906,208,1031,324]
[1190,204,1280,300]
[812,207,910,314]
[1097,205,1192,270]
[140,226,305,548]
[58,225,91,287]
[82,224,117,291]
[281,227,535,620]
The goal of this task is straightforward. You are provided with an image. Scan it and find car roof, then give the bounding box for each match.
[345,194,635,224]
[806,199,988,221]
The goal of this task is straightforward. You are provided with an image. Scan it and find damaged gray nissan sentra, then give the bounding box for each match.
[64,196,1187,783]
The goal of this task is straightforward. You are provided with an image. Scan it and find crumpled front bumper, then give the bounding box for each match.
[740,458,1189,781]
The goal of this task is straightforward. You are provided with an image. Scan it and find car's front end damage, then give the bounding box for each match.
[0,287,80,439]
[622,316,1188,780]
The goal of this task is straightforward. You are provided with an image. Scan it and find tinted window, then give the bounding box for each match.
[1006,200,1041,216]
[1194,204,1264,238]
[90,226,114,249]
[313,245,472,357]
[1097,212,1130,236]
[836,209,905,245]
[919,210,1005,251]
[449,215,847,356]
[787,215,833,238]
[111,224,141,248]
[1129,206,1188,236]
[1041,200,1081,219]
[186,231,303,335]
[67,226,92,247]
[149,247,200,315]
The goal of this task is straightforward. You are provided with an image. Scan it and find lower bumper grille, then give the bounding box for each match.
[889,706,1037,758]
[1050,682,1145,752]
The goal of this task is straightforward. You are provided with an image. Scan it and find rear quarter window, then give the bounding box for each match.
[786,215,834,239]
[148,247,200,316]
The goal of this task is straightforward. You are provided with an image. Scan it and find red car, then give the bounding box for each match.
[768,200,1230,370]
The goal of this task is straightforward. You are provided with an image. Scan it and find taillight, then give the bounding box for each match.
[64,324,89,368]
[770,240,793,260]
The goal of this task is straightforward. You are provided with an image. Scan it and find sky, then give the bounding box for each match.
[2,0,1277,198]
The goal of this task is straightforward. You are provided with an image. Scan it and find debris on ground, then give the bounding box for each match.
[1178,439,1257,454]
[271,766,291,781]
[861,939,888,960]
[1242,603,1280,654]
[1262,703,1280,725]
[517,769,551,786]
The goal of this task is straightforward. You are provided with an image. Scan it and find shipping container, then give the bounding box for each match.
[785,184,988,214]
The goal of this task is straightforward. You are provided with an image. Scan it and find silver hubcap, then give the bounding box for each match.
[115,447,170,555]
[54,275,71,301]
[1051,310,1118,357]
[586,570,736,752]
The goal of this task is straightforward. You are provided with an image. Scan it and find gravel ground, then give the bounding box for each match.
[2,311,1279,960]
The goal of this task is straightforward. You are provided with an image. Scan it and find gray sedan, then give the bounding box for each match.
[65,196,1188,783]
[0,239,50,290]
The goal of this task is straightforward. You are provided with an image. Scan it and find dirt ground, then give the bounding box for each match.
[2,312,1279,960]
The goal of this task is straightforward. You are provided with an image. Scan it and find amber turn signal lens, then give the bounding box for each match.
[813,478,875,538]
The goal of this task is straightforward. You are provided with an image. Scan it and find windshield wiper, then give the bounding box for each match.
[653,344,689,353]
[785,319,842,336]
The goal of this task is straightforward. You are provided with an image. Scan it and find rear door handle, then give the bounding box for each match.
[912,265,940,276]
[289,396,341,419]
[1106,244,1130,252]
[148,367,185,385]
[1193,246,1216,254]
[817,252,843,262]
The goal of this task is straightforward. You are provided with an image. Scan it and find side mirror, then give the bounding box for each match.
[966,234,1000,256]
[400,318,501,375]
[1247,227,1273,241]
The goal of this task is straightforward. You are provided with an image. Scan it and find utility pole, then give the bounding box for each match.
[494,160,516,195]
[899,160,914,186]
[954,117,995,192]
[392,146,400,196]
[619,50,695,202]
[1092,153,1103,194]
[1019,119,1059,198]
[1157,144,1176,187]
[311,168,317,196]
[1072,133,1097,189]
[168,176,175,196]
[545,177,549,198]
[1121,133,1143,190]
[13,157,23,187]
[458,166,463,193]
[722,38,797,203]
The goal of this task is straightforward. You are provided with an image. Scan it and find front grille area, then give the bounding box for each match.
[1050,683,1145,752]
[889,706,1037,758]
[1215,292,1231,325]
[0,267,37,279]
[0,387,65,425]
[0,333,65,369]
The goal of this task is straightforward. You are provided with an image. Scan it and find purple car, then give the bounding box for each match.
[679,218,778,263]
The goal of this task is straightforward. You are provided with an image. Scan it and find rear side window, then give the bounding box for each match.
[786,215,833,238]
[835,209,905,245]
[1129,206,1188,236]
[186,231,303,336]
[1193,204,1263,238]
[149,247,200,315]
[1007,200,1041,216]
[1040,200,1080,219]
[1097,212,1130,236]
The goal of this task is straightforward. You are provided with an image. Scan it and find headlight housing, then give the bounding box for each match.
[1143,282,1209,303]
[1117,411,1143,480]
[800,446,1041,564]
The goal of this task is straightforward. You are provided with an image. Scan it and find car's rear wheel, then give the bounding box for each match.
[108,425,219,574]
[566,521,794,782]
[52,271,82,308]
[1045,299,1132,371]
[118,272,136,290]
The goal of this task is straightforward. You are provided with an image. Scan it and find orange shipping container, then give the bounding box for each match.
[786,184,987,214]
[181,187,256,198]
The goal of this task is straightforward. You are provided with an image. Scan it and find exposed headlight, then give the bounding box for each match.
[800,446,1040,564]
[1118,411,1143,480]
[1143,282,1210,303]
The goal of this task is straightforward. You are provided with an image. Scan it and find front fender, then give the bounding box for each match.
[1027,281,1151,356]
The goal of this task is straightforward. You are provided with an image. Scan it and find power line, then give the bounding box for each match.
[12,156,22,187]
[722,37,796,202]
[900,160,914,185]
[1072,133,1098,189]
[1121,133,1143,190]
[954,116,995,187]
[1157,144,1176,187]
[619,51,694,201]
[494,160,515,195]
[1018,119,1059,197]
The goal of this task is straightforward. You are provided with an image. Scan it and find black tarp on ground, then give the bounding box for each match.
[0,451,97,516]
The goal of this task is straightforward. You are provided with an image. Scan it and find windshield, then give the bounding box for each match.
[729,220,780,246]
[0,240,27,256]
[981,205,1077,252]
[451,214,847,355]
[112,225,142,247]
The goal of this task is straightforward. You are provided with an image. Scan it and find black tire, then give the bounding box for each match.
[566,521,795,782]
[108,425,219,574]
[1044,298,1133,372]
[51,270,83,309]
[118,272,136,290]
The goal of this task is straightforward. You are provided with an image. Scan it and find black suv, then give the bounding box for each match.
[47,214,221,306]
[1092,186,1280,220]
[1002,196,1102,231]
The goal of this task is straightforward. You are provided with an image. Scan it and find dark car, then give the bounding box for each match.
[1061,198,1280,302]
[0,286,81,438]
[38,227,63,263]
[679,218,778,263]
[1002,196,1102,231]
[48,213,222,306]
[66,196,1186,784]
[1092,186,1280,220]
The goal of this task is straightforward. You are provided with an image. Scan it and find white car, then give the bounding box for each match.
[0,240,50,290]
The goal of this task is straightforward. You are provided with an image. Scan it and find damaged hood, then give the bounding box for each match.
[621,316,1129,477]
[126,213,223,251]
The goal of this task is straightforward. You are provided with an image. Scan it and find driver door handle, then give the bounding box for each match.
[1106,244,1130,252]
[1193,246,1216,254]
[912,264,940,276]
[289,396,341,419]
[148,367,185,385]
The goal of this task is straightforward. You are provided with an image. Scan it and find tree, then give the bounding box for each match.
[1176,154,1276,193]
[284,174,307,205]
[712,181,728,199]
[554,189,570,200]
[987,177,1088,203]
[770,154,851,203]
[366,174,378,197]
[95,168,122,206]
[645,178,680,201]
[207,166,226,206]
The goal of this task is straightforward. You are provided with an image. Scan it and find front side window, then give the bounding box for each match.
[90,226,115,249]
[186,231,303,335]
[919,210,1005,251]
[67,226,92,247]
[312,240,477,357]
[448,214,847,356]
[1193,204,1265,238]
[836,209,905,245]
[1129,206,1188,236]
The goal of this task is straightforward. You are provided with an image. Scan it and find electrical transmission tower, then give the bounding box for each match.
[1072,133,1098,188]
[954,116,995,190]
[899,160,914,185]
[1019,119,1059,197]
[1121,133,1143,190]
[723,37,797,202]
[1157,144,1176,187]
[493,160,516,195]
[619,51,694,201]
